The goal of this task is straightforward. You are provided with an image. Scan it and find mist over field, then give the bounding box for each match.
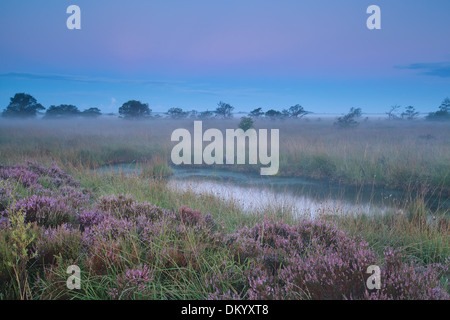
[1,113,449,300]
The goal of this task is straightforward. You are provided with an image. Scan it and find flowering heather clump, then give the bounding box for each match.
[0,162,81,191]
[178,206,203,226]
[365,249,449,300]
[108,264,154,299]
[0,163,91,228]
[6,195,75,227]
[76,209,106,231]
[82,214,134,245]
[97,194,137,219]
[0,165,40,188]
[86,238,126,276]
[137,217,172,245]
[133,209,174,238]
[207,219,449,300]
[133,202,168,221]
[57,186,91,208]
[24,161,80,188]
[205,266,246,300]
[97,194,171,222]
[177,206,217,232]
[34,224,83,265]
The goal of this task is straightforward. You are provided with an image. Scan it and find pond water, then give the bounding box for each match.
[95,163,448,218]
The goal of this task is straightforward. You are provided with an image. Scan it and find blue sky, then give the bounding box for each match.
[0,0,449,114]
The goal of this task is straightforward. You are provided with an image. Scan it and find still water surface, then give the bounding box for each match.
[94,163,449,218]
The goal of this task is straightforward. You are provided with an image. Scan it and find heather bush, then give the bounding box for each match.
[97,194,136,217]
[86,237,128,276]
[57,186,91,209]
[108,264,154,299]
[33,224,83,266]
[365,249,449,300]
[0,163,90,228]
[82,214,134,246]
[24,162,80,188]
[207,219,449,300]
[208,220,375,299]
[97,194,169,221]
[76,209,106,231]
[0,162,80,191]
[131,202,170,223]
[0,166,40,188]
[6,195,76,227]
[177,205,217,232]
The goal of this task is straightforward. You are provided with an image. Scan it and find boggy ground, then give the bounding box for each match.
[0,162,448,300]
[0,118,448,299]
[0,117,449,196]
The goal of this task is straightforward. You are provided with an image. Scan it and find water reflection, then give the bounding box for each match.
[166,167,404,218]
[97,163,417,218]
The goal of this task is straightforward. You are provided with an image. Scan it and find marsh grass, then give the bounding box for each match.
[1,117,449,194]
[0,118,449,300]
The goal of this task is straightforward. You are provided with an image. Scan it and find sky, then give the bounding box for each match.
[0,0,449,114]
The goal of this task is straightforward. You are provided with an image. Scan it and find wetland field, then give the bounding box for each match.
[0,117,449,300]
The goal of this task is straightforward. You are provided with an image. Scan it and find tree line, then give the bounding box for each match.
[2,93,449,124]
[1,93,102,119]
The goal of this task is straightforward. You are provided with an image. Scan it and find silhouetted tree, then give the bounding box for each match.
[426,98,450,121]
[335,107,362,128]
[81,107,102,118]
[45,105,80,118]
[215,101,234,119]
[265,109,283,120]
[401,106,419,120]
[282,109,291,118]
[386,105,401,120]
[238,117,254,131]
[119,100,151,119]
[440,97,450,112]
[189,110,199,119]
[199,110,214,119]
[167,107,189,119]
[249,107,264,118]
[2,93,45,118]
[283,104,309,118]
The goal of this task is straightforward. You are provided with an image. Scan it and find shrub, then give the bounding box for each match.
[76,209,106,231]
[426,98,450,121]
[44,105,80,119]
[34,224,83,266]
[97,194,136,218]
[401,106,419,120]
[118,100,151,119]
[0,167,40,188]
[2,93,44,118]
[366,249,449,300]
[6,197,38,299]
[82,214,134,246]
[108,264,154,299]
[6,195,76,227]
[208,219,449,300]
[310,154,336,178]
[335,108,362,128]
[238,117,254,131]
